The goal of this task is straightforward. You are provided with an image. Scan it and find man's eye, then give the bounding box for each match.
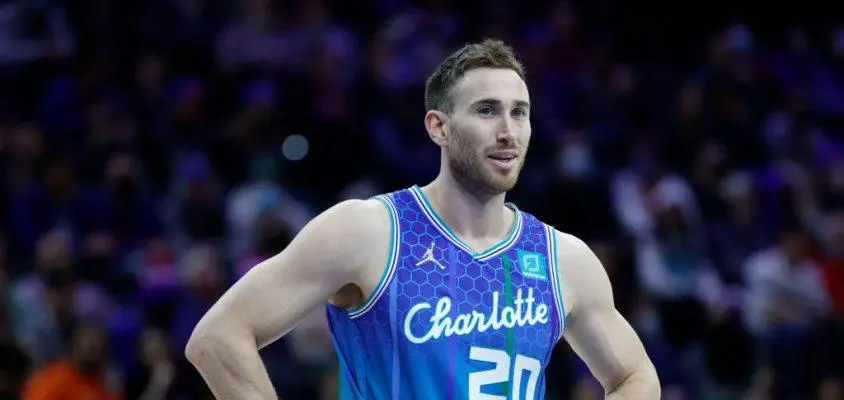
[478,106,495,116]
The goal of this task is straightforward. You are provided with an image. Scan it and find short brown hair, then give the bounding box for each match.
[424,39,526,114]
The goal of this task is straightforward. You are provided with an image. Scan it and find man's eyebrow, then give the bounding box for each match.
[471,98,531,108]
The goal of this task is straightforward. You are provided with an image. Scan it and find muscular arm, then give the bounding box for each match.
[557,233,660,399]
[185,199,389,399]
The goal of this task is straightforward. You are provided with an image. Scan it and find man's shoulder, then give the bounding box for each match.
[319,197,393,232]
[528,218,591,256]
[552,231,591,252]
[538,225,600,278]
[284,197,394,272]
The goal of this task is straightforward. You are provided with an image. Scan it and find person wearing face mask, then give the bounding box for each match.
[638,203,710,350]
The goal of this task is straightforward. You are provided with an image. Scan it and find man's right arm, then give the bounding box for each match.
[185,199,390,399]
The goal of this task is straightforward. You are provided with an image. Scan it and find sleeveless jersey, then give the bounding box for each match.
[326,186,567,400]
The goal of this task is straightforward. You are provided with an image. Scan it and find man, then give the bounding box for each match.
[186,39,660,399]
[22,321,123,400]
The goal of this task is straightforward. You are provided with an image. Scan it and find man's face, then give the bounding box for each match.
[72,324,107,374]
[441,67,531,195]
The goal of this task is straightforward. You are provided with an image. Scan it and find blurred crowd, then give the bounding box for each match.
[1,0,844,399]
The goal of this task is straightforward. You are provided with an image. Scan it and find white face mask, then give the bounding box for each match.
[557,143,595,179]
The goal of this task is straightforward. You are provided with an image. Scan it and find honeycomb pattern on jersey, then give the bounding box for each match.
[379,189,560,360]
[329,187,563,399]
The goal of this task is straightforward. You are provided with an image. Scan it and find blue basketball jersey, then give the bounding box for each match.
[326,186,567,400]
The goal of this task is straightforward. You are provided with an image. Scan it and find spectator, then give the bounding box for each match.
[21,321,123,400]
[124,327,199,400]
[743,224,831,398]
[8,229,112,367]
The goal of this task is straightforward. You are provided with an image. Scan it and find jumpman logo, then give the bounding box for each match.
[416,241,445,270]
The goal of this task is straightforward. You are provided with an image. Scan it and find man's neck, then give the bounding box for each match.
[420,173,512,244]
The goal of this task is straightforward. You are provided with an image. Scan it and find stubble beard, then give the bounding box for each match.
[446,125,525,196]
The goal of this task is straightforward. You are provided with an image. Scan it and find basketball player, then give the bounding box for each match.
[186,39,660,399]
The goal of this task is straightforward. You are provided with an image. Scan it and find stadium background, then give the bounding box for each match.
[1,0,844,399]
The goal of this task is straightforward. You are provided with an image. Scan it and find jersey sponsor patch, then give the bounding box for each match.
[517,250,548,281]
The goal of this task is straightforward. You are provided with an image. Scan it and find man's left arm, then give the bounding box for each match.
[556,232,660,399]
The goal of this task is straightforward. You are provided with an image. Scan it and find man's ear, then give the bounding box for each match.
[424,110,449,147]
